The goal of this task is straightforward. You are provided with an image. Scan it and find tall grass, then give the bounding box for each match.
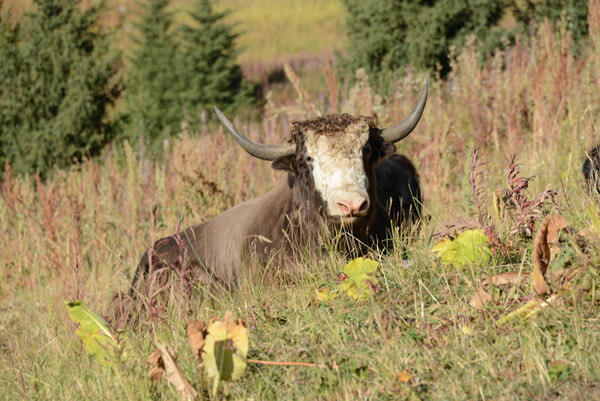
[1,8,600,401]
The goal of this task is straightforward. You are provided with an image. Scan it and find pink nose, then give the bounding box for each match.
[336,199,369,217]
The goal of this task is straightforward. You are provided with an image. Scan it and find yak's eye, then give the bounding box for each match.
[306,155,313,162]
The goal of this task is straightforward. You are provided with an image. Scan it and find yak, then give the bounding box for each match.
[111,79,428,324]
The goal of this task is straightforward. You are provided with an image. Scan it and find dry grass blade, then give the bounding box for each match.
[157,344,198,401]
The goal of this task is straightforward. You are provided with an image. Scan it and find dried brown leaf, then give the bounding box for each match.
[470,272,530,308]
[149,366,164,381]
[158,344,198,401]
[148,349,165,381]
[149,349,163,367]
[187,320,207,362]
[532,215,567,295]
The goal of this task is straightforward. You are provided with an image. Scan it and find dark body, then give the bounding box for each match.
[583,145,600,194]
[376,154,421,224]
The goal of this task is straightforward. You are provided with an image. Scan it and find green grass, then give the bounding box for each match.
[2,11,600,401]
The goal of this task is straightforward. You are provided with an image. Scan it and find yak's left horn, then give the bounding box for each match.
[381,77,428,143]
[214,106,295,161]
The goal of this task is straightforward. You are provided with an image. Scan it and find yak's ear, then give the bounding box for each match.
[271,155,296,172]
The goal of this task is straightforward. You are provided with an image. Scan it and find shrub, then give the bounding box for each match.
[341,0,589,82]
[511,0,589,49]
[341,0,507,81]
[0,0,121,177]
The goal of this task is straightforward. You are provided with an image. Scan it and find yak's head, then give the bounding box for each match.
[214,79,428,224]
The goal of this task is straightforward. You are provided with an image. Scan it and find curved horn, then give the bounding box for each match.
[214,106,295,161]
[381,77,428,143]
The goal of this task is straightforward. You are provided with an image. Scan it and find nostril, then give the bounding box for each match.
[358,199,369,213]
[337,199,369,216]
[336,201,351,215]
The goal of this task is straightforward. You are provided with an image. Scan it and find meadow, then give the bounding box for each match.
[2,3,600,401]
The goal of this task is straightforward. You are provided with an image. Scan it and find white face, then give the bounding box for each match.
[303,121,371,221]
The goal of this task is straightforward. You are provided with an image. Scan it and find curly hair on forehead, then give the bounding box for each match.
[288,114,378,140]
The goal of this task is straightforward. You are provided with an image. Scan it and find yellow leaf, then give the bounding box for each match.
[66,301,120,366]
[313,287,336,305]
[343,257,378,277]
[433,229,491,268]
[431,237,452,256]
[202,312,248,382]
[338,257,378,301]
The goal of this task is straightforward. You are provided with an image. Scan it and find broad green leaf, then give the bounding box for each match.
[66,301,117,366]
[203,312,248,383]
[338,257,378,301]
[432,229,492,268]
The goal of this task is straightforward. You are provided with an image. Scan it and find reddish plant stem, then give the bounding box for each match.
[247,359,375,371]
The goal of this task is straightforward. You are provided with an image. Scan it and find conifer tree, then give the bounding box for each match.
[341,0,506,81]
[121,0,182,149]
[177,0,252,117]
[0,0,121,176]
[0,1,21,166]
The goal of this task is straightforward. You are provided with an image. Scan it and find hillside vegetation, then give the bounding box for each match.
[2,0,347,63]
[1,2,600,401]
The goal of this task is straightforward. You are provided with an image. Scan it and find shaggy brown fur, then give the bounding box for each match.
[288,114,377,140]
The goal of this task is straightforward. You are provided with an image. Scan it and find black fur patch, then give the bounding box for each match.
[583,145,600,193]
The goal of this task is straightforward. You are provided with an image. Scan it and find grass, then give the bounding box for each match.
[2,6,600,401]
[211,0,346,63]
